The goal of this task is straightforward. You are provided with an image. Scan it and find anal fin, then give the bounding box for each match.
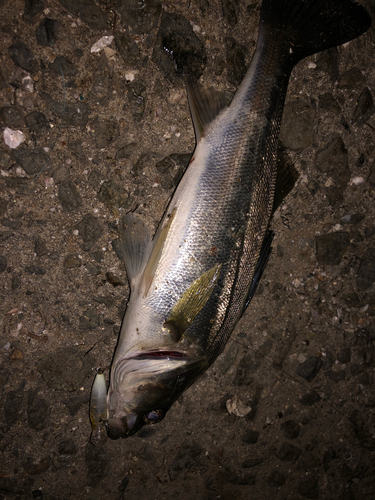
[186,77,228,143]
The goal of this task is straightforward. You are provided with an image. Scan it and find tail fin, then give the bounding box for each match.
[260,0,371,64]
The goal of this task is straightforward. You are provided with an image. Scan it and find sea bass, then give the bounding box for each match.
[90,0,371,440]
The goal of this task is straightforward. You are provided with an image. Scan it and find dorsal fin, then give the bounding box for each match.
[272,147,299,213]
[243,230,274,314]
[185,77,228,143]
[118,210,153,288]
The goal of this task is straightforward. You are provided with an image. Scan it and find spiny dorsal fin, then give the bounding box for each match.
[243,230,274,314]
[186,77,228,143]
[142,208,177,297]
[163,263,222,342]
[118,210,153,288]
[272,147,299,213]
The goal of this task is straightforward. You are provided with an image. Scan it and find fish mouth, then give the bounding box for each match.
[106,407,166,439]
[106,350,190,439]
[106,348,208,439]
[106,413,139,440]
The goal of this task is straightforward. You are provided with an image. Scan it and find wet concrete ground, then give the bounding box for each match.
[0,0,375,499]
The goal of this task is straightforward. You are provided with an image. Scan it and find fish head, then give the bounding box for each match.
[106,350,208,439]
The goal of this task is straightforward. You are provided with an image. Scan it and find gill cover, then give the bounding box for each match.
[106,352,209,439]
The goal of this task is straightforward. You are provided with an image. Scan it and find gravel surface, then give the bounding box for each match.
[0,1,374,499]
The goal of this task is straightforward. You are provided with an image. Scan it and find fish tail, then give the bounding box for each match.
[260,0,371,65]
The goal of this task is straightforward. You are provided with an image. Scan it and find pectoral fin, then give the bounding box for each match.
[163,263,222,342]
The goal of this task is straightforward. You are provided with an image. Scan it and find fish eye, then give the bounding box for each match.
[144,409,163,424]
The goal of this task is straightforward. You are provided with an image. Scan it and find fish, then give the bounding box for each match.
[90,0,371,440]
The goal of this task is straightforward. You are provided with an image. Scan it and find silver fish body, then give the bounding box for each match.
[89,0,371,439]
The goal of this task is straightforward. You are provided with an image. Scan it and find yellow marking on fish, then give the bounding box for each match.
[163,263,222,341]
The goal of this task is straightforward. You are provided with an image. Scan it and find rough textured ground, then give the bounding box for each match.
[0,1,375,499]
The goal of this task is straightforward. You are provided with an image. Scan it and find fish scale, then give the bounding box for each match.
[89,0,372,441]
